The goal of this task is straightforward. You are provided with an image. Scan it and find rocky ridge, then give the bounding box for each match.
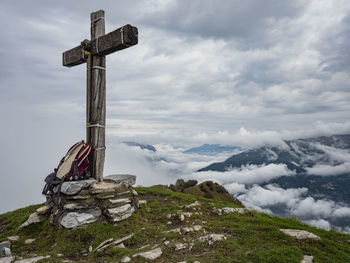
[0,184,350,262]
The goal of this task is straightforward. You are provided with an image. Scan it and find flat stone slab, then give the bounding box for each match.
[59,208,102,229]
[90,182,119,194]
[198,234,227,245]
[0,241,11,258]
[108,197,131,204]
[19,212,41,229]
[65,194,91,200]
[57,179,96,195]
[104,174,136,187]
[106,204,135,222]
[163,228,181,234]
[212,207,251,215]
[24,239,35,244]
[36,205,50,215]
[138,199,147,205]
[186,201,200,208]
[0,257,13,263]
[133,247,162,260]
[14,255,51,263]
[121,256,131,263]
[182,225,203,233]
[63,203,94,210]
[280,229,320,240]
[301,255,314,263]
[174,243,187,251]
[7,236,19,242]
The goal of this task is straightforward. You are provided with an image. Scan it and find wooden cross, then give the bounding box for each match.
[62,10,138,182]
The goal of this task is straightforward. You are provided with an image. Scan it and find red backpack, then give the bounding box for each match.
[55,141,92,181]
[42,141,92,205]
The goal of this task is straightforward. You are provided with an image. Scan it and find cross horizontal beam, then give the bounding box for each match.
[62,24,138,67]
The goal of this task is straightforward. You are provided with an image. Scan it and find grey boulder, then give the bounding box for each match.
[58,179,97,195]
[133,247,162,260]
[59,208,102,228]
[0,241,11,258]
[106,204,135,222]
[0,256,13,263]
[19,213,41,229]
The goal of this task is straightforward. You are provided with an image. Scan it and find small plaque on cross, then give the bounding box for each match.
[62,10,138,182]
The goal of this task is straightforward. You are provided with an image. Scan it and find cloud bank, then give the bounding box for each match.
[186,163,295,185]
[235,184,350,232]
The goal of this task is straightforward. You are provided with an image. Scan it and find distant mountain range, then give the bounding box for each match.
[198,134,350,217]
[184,144,243,156]
[198,134,350,173]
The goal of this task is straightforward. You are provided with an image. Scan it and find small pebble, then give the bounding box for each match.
[24,238,35,244]
[7,236,19,242]
[121,256,131,262]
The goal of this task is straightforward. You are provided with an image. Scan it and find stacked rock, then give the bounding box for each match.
[42,174,138,229]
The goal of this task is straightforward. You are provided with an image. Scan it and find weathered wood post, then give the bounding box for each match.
[88,10,106,182]
[62,10,138,182]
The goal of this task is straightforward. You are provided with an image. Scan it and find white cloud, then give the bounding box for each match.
[280,121,350,141]
[107,122,350,150]
[235,184,350,231]
[105,141,230,187]
[187,163,295,185]
[238,184,307,208]
[224,182,248,195]
[303,219,331,231]
[332,207,350,218]
[291,197,334,218]
[313,144,350,162]
[306,163,350,176]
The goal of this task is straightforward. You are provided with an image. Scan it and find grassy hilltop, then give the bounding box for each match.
[1,186,350,262]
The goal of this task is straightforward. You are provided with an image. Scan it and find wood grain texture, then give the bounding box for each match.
[63,24,138,67]
[86,53,92,150]
[88,10,106,182]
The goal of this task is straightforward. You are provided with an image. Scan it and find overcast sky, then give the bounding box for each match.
[1,0,350,212]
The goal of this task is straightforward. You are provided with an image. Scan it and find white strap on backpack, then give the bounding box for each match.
[56,142,85,179]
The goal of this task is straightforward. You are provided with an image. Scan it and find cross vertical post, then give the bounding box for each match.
[88,10,106,182]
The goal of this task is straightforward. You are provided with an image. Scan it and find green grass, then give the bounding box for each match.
[1,186,350,262]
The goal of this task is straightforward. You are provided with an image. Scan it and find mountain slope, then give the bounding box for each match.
[198,134,350,172]
[1,187,350,262]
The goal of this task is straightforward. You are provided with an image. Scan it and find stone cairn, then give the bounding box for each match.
[40,174,138,229]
